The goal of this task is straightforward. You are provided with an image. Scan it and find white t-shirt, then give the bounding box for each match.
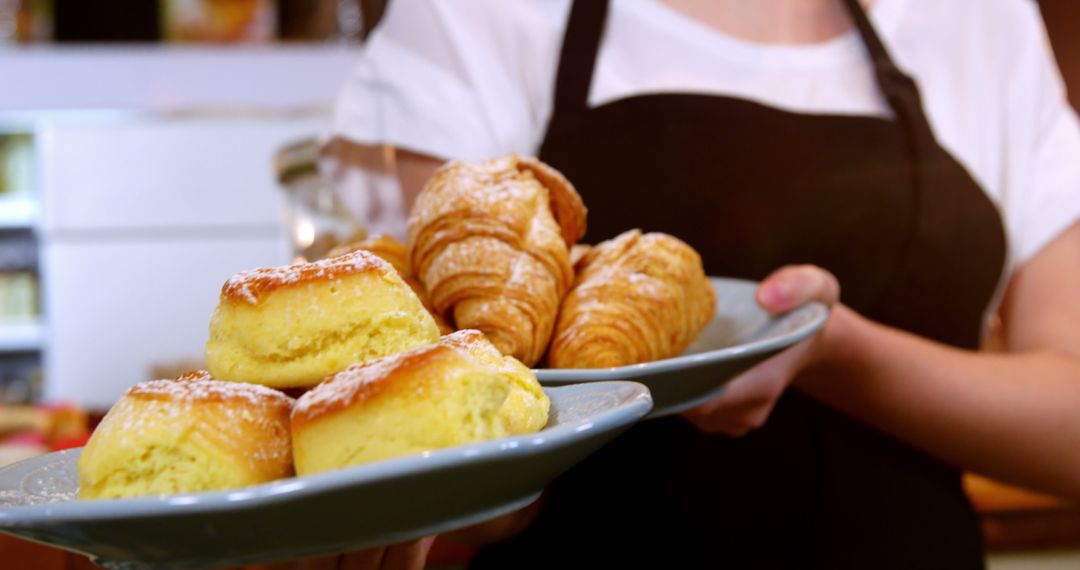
[333,0,1080,275]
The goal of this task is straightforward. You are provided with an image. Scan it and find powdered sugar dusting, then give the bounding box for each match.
[0,458,78,507]
[129,373,293,408]
[406,156,577,365]
[89,374,294,480]
[293,330,513,423]
[293,343,447,422]
[222,250,392,304]
[437,329,485,351]
[549,230,714,368]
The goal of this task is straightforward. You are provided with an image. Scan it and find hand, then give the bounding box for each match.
[681,265,843,436]
[260,537,435,570]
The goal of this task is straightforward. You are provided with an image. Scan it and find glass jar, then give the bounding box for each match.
[275,138,366,262]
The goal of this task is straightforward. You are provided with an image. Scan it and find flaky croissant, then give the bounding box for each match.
[407,155,587,366]
[548,230,716,369]
[327,234,453,334]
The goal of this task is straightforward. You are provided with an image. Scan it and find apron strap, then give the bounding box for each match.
[552,0,609,116]
[841,0,947,313]
[839,0,931,135]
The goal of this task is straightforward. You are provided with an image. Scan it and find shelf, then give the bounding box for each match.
[0,321,43,352]
[0,198,37,230]
[0,45,360,114]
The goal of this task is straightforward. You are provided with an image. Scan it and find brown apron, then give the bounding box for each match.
[473,0,1006,567]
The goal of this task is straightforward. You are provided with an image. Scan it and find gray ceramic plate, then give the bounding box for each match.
[0,382,651,570]
[537,277,829,418]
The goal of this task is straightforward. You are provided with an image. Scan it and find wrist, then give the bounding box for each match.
[799,304,868,389]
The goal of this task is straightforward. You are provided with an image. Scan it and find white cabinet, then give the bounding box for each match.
[39,115,323,408]
[39,118,310,231]
[42,236,287,409]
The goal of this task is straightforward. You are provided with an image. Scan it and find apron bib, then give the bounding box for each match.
[474,1,1006,567]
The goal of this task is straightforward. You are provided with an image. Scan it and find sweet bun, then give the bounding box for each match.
[205,250,441,388]
[326,234,453,335]
[77,371,294,499]
[291,330,549,476]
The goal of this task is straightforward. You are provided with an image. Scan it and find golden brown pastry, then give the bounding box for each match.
[291,330,549,476]
[569,244,593,269]
[407,155,587,366]
[327,234,453,334]
[327,234,410,274]
[77,371,294,499]
[205,250,441,389]
[548,230,716,368]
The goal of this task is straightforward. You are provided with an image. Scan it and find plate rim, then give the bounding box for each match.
[535,277,829,382]
[0,381,652,524]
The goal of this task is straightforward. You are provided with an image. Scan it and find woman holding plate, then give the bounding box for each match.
[315,0,1080,567]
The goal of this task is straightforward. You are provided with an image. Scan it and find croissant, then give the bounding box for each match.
[326,234,454,334]
[569,244,593,269]
[408,155,587,366]
[548,230,716,369]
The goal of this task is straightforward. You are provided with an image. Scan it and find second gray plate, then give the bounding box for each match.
[0,382,651,570]
[537,277,829,417]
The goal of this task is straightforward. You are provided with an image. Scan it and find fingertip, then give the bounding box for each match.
[759,265,840,313]
[757,280,791,313]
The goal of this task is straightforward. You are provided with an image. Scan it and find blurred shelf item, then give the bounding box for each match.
[0,352,43,403]
[0,197,36,229]
[0,0,52,44]
[966,473,1068,513]
[161,0,276,44]
[965,473,1080,551]
[0,270,38,320]
[9,0,380,45]
[0,234,37,272]
[0,133,34,199]
[0,321,43,352]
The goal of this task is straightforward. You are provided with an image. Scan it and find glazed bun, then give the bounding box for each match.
[205,250,441,389]
[77,372,294,500]
[291,330,549,476]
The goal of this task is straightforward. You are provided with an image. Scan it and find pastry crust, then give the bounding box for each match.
[206,250,441,388]
[291,330,549,475]
[220,249,388,305]
[548,230,716,368]
[407,155,587,366]
[327,235,453,334]
[77,372,294,499]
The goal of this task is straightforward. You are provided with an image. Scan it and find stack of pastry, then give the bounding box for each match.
[404,155,714,369]
[80,243,552,498]
[76,153,716,501]
[202,249,550,473]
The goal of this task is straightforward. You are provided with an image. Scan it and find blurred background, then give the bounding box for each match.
[0,1,1076,568]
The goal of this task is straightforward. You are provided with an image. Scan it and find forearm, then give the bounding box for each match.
[394,148,445,214]
[800,305,1080,500]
